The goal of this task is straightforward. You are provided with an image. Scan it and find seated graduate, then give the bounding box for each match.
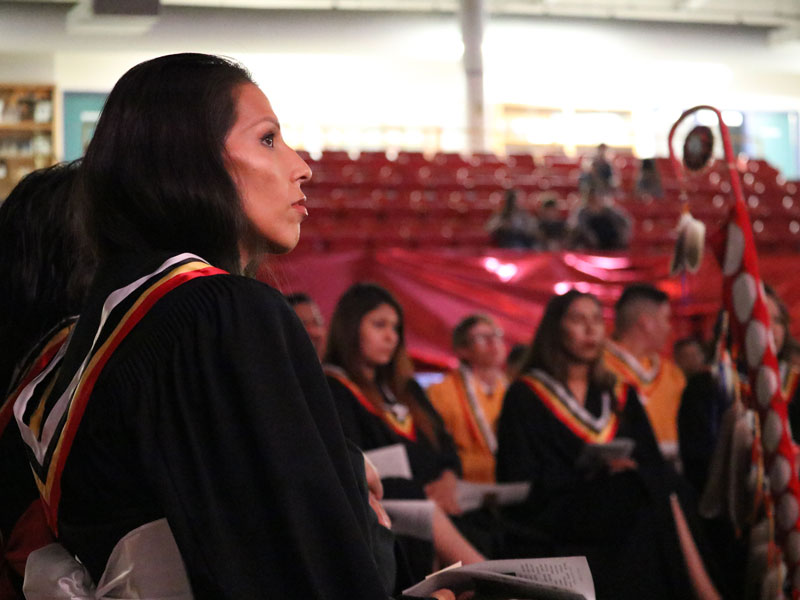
[0,162,93,599]
[603,283,686,459]
[427,314,509,483]
[765,285,800,438]
[286,292,327,361]
[10,54,453,600]
[324,283,464,506]
[680,284,800,498]
[323,282,487,578]
[496,289,721,600]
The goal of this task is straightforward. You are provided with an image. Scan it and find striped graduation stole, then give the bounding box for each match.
[13,254,226,534]
[324,365,417,442]
[519,369,628,444]
[453,366,498,454]
[603,342,663,399]
[1,320,75,439]
[784,367,800,402]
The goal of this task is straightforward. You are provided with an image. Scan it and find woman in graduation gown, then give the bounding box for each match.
[324,283,491,580]
[0,162,92,598]
[11,54,452,600]
[496,290,721,600]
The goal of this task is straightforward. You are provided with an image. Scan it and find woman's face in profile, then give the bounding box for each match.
[224,83,312,260]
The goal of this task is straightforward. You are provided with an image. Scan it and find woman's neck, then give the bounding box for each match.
[471,365,503,389]
[565,362,590,405]
[359,362,376,385]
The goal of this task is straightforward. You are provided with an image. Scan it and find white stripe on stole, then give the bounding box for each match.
[15,253,207,465]
[606,340,661,384]
[458,364,498,454]
[529,368,613,434]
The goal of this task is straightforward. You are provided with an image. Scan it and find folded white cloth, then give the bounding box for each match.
[24,518,193,599]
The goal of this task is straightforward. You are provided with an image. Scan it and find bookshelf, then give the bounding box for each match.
[0,84,56,200]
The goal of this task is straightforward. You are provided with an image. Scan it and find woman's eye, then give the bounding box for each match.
[261,133,275,148]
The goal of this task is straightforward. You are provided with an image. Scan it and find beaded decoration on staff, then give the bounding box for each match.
[669,105,800,597]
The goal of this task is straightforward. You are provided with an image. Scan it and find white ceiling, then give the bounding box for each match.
[2,0,799,27]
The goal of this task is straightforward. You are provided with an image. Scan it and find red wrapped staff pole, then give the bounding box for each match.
[669,105,800,597]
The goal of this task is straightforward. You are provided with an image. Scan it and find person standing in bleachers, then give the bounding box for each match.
[578,143,616,195]
[603,284,685,459]
[636,158,664,201]
[427,315,509,483]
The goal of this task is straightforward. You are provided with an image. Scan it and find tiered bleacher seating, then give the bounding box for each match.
[295,150,800,254]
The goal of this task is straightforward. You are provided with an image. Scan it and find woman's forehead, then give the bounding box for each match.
[565,297,599,316]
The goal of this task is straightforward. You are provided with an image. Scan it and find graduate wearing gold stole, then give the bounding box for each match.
[603,284,686,456]
[428,315,508,484]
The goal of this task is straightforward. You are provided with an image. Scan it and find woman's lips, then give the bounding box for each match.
[292,198,308,217]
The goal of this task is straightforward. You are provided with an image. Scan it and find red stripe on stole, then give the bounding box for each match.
[45,266,225,532]
[326,370,417,442]
[520,376,623,444]
[0,327,71,436]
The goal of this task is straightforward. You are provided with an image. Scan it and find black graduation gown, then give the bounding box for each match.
[678,370,729,496]
[0,416,38,597]
[326,373,510,569]
[496,374,701,600]
[26,254,393,599]
[326,374,464,585]
[1,321,71,597]
[783,365,800,442]
[326,374,462,501]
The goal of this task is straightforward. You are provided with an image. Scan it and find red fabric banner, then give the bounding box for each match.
[260,249,800,370]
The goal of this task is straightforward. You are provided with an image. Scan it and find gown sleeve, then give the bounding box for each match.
[677,371,718,494]
[102,276,391,599]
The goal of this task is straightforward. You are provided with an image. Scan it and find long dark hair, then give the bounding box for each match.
[520,290,614,389]
[80,53,254,273]
[325,283,407,394]
[0,161,94,394]
[325,283,440,446]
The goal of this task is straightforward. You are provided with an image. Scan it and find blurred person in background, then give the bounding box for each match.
[323,283,487,587]
[673,337,707,379]
[0,161,93,599]
[496,290,722,600]
[428,314,509,483]
[569,180,631,251]
[286,292,327,360]
[536,194,569,251]
[485,189,539,249]
[636,158,664,201]
[764,285,800,439]
[603,284,685,459]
